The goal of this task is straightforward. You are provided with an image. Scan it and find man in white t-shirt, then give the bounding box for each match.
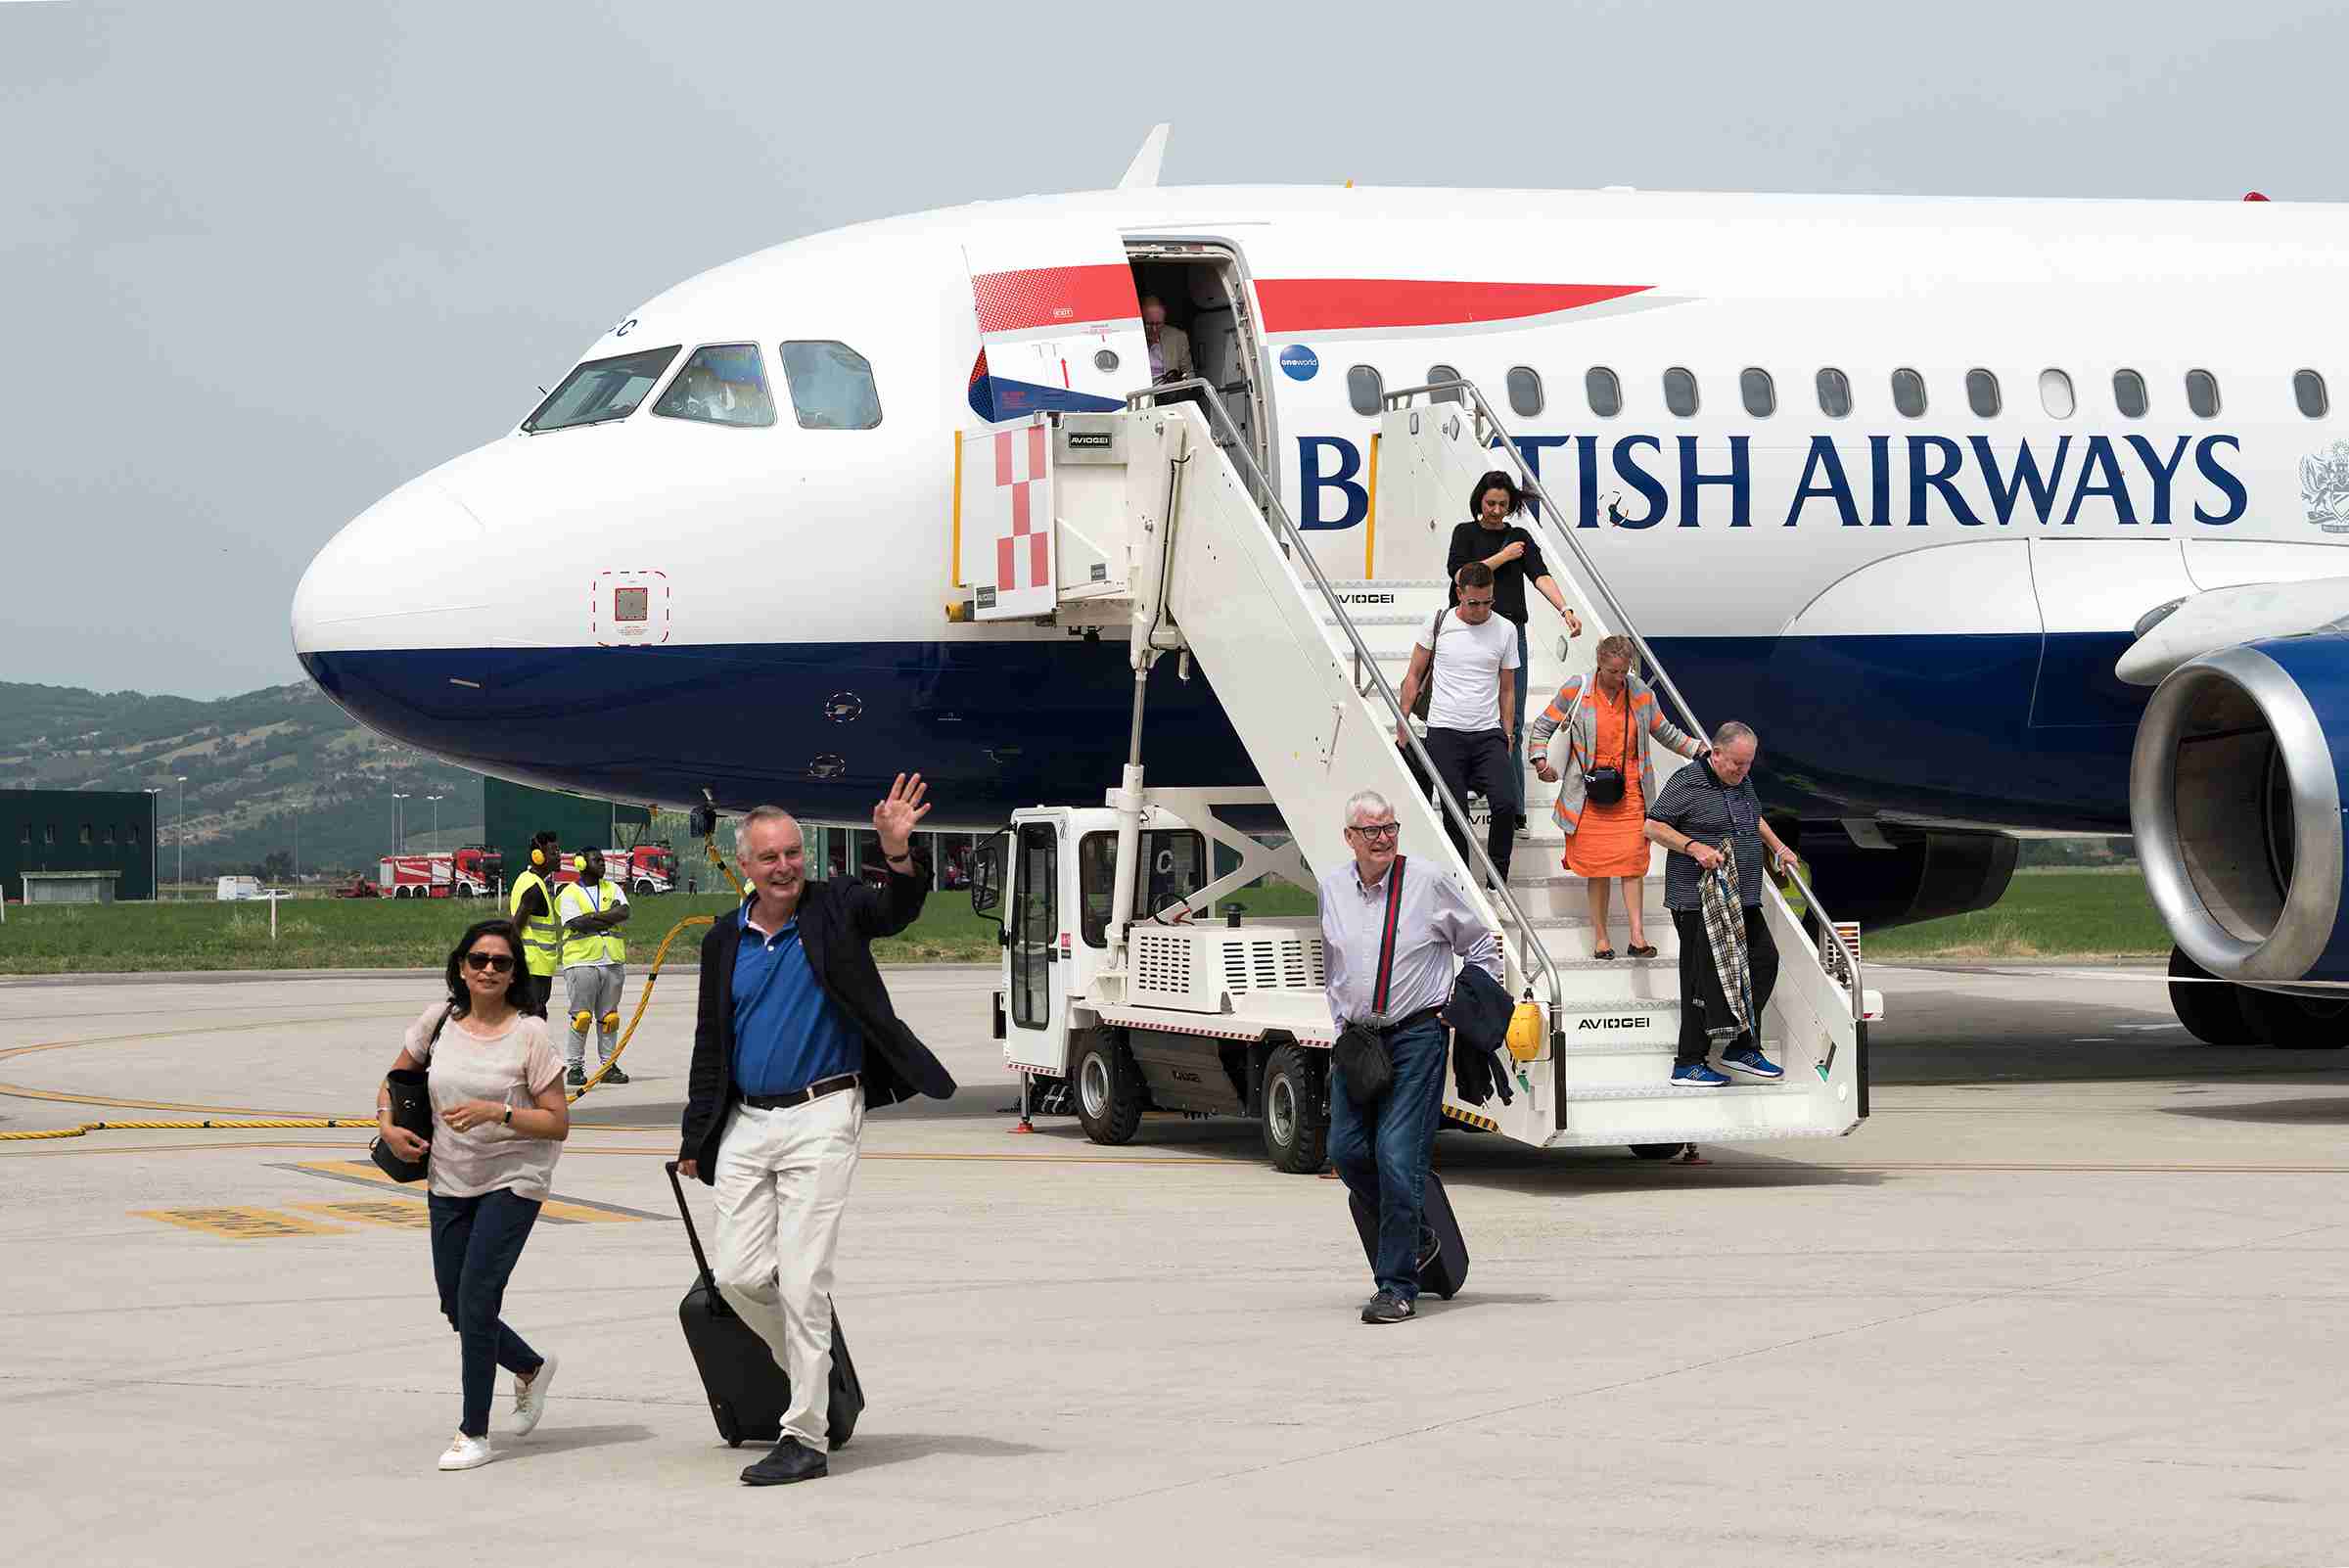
[1395,560,1519,881]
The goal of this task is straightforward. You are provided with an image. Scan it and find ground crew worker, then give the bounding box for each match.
[507,831,563,1015]
[555,848,632,1086]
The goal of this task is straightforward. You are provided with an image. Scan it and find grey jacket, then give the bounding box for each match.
[1527,670,1704,834]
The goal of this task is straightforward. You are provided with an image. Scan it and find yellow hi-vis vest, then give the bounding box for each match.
[508,868,562,979]
[555,878,627,969]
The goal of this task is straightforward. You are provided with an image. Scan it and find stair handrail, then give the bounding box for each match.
[1381,379,1711,748]
[1126,379,1565,1043]
[1384,377,1864,1027]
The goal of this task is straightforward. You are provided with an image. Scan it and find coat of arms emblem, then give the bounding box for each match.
[2300,441,2349,533]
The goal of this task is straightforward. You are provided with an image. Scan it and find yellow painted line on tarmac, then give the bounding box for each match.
[131,1205,351,1239]
[291,1198,433,1230]
[287,1160,650,1222]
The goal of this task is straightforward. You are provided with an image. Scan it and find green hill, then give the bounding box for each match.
[0,679,483,881]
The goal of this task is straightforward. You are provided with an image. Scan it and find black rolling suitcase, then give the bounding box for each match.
[1347,1168,1469,1300]
[666,1160,864,1449]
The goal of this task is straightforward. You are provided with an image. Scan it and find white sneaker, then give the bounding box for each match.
[438,1432,495,1471]
[513,1352,557,1437]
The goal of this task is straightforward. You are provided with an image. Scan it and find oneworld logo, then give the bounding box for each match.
[1279,344,1319,382]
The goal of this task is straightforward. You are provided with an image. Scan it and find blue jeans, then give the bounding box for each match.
[1327,1014,1450,1300]
[428,1188,545,1438]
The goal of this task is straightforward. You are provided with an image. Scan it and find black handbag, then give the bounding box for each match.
[1583,679,1633,807]
[370,1011,443,1182]
[1408,610,1444,721]
[1334,856,1407,1108]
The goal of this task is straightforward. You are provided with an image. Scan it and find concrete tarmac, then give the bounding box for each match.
[5,963,2348,1566]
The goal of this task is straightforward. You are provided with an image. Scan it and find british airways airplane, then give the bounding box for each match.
[291,138,2349,1044]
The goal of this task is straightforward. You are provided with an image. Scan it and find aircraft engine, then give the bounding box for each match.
[2131,633,2349,1046]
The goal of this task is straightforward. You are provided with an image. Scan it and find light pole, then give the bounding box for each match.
[392,793,409,854]
[292,811,299,886]
[427,794,445,851]
[143,788,161,901]
[174,775,187,899]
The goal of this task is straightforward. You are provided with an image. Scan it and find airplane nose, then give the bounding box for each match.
[291,477,488,659]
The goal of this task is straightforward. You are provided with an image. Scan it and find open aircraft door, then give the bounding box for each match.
[957,231,1151,619]
[962,231,1151,420]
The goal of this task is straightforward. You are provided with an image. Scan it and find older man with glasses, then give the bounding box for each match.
[1317,789,1501,1323]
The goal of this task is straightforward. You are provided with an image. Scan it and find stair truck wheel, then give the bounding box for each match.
[1261,1043,1328,1175]
[1629,1143,1685,1161]
[2235,986,2349,1048]
[2168,947,2260,1045]
[1073,1033,1144,1145]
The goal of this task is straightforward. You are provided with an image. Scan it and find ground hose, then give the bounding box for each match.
[0,831,746,1142]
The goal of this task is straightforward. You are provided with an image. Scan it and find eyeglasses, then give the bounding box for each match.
[463,951,516,974]
[1458,597,1495,610]
[1348,821,1401,841]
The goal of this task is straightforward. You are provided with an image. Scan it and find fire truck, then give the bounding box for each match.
[375,846,503,899]
[553,842,678,896]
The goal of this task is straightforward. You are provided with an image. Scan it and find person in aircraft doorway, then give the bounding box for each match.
[555,850,631,1087]
[1448,470,1585,835]
[1140,294,1193,385]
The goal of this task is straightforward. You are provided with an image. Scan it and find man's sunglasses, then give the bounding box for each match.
[463,951,516,974]
[1348,822,1401,841]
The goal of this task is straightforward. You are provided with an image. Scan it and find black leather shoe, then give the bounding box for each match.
[1360,1290,1416,1324]
[741,1435,827,1486]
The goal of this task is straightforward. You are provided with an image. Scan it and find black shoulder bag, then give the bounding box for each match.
[1408,611,1445,721]
[1331,855,1407,1108]
[369,1005,445,1183]
[1584,683,1633,807]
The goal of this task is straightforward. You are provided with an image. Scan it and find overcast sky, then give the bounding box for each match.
[4,0,2345,699]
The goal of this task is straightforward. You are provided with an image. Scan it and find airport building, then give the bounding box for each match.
[483,778,650,884]
[0,790,160,902]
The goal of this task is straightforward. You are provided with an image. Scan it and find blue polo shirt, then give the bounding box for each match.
[732,907,862,1096]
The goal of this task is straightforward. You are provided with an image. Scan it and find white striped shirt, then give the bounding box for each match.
[1317,854,1502,1028]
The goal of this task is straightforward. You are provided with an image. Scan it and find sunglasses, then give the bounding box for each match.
[1458,597,1495,609]
[1349,822,1401,841]
[463,951,516,973]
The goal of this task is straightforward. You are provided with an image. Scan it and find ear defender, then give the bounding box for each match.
[530,848,546,867]
[572,1009,593,1033]
[600,1011,621,1034]
[573,855,587,873]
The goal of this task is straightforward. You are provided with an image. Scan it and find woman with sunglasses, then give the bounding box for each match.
[376,917,569,1471]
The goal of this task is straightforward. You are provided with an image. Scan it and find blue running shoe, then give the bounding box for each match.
[1722,1044,1783,1081]
[1671,1062,1730,1087]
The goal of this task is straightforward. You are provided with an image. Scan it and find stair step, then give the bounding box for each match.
[1552,997,1676,1014]
[1565,1080,1801,1101]
[1548,955,1676,972]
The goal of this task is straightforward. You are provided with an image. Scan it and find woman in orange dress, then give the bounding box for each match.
[1530,636,1706,959]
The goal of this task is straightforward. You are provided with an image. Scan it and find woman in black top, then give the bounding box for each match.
[1448,470,1585,827]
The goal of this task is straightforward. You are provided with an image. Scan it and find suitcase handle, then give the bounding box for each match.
[665,1160,718,1290]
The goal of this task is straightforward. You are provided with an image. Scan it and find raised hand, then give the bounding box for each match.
[872,772,932,853]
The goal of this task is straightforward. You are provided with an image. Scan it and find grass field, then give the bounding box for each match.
[1855,865,2169,961]
[0,867,2166,973]
[0,889,1007,974]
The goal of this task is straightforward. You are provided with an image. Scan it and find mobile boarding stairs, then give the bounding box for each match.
[955,377,1875,1159]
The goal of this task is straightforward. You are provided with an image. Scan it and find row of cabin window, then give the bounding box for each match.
[17,822,139,846]
[1345,364,2333,423]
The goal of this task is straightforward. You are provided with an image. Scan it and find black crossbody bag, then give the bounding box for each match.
[369,1005,445,1183]
[1332,855,1408,1107]
[1407,612,1445,720]
[1584,683,1633,807]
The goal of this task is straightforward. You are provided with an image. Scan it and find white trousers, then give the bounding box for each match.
[561,964,624,1067]
[712,1087,862,1451]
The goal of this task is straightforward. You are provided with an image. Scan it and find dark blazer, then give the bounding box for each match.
[678,867,958,1182]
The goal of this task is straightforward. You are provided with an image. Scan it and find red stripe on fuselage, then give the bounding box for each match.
[1254,279,1650,333]
[970,263,1140,334]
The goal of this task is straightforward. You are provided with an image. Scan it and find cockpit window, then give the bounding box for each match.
[523,346,679,433]
[779,341,882,430]
[652,344,777,428]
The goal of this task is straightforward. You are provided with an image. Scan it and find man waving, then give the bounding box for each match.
[676,775,957,1487]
